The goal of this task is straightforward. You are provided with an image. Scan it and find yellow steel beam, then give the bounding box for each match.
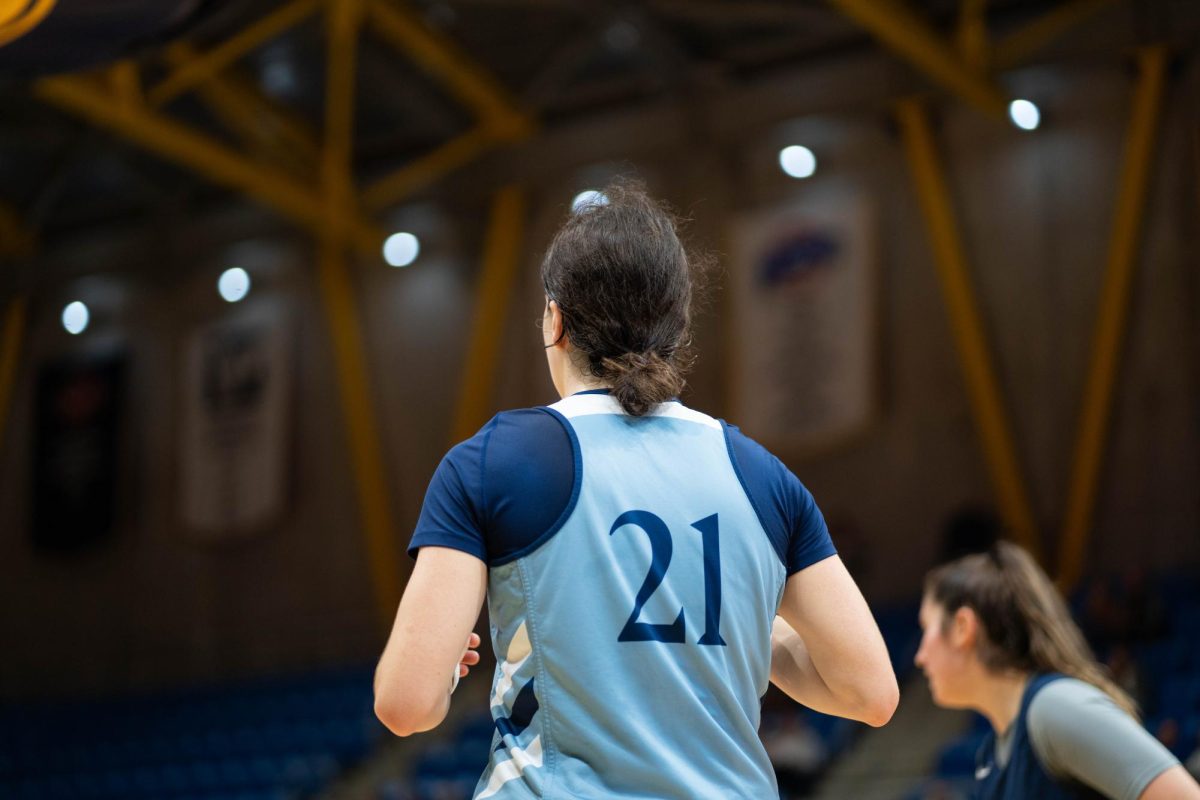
[108,60,143,108]
[993,0,1119,70]
[0,0,26,24]
[316,0,403,630]
[826,0,1008,119]
[0,0,56,48]
[147,0,320,107]
[451,185,526,444]
[957,0,990,72]
[35,73,383,257]
[317,238,404,631]
[164,43,319,174]
[322,0,360,198]
[1058,47,1167,588]
[896,97,1041,559]
[366,0,533,133]
[0,295,27,458]
[359,0,534,210]
[362,125,495,211]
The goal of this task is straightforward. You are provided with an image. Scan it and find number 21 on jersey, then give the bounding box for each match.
[609,510,726,646]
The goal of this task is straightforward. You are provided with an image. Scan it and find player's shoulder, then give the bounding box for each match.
[446,406,568,458]
[720,420,804,496]
[465,406,577,564]
[452,405,574,497]
[1029,677,1114,719]
[487,406,568,435]
[718,420,825,565]
[1026,676,1128,749]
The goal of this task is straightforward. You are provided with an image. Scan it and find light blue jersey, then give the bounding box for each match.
[409,391,836,799]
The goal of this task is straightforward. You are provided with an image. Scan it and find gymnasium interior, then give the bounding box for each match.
[1,1,1198,798]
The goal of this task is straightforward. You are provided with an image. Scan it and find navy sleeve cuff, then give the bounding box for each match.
[408,529,488,562]
[787,546,838,576]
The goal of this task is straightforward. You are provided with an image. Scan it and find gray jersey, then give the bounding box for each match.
[993,677,1177,800]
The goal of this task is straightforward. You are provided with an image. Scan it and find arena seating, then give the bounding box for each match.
[0,666,381,800]
[10,571,1185,800]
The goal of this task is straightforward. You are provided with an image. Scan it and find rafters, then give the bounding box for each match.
[34,72,385,256]
[147,0,320,107]
[826,0,1008,118]
[34,0,540,248]
[363,126,495,211]
[162,42,319,177]
[993,0,1121,69]
[0,0,55,48]
[366,0,533,135]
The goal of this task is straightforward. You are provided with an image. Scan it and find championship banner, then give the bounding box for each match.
[728,186,877,455]
[32,353,126,552]
[181,305,291,540]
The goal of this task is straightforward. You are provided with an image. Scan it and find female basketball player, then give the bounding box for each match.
[374,182,898,798]
[916,542,1200,799]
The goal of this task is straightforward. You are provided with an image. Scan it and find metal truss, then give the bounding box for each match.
[27,0,535,627]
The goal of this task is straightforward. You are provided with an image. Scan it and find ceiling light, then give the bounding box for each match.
[779,145,817,179]
[62,301,89,335]
[1008,99,1041,131]
[383,232,420,267]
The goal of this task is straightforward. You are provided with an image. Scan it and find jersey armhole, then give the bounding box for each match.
[477,416,498,533]
[721,420,789,567]
[488,407,583,566]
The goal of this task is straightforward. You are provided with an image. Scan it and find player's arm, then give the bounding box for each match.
[1140,766,1200,800]
[772,555,898,727]
[374,546,486,737]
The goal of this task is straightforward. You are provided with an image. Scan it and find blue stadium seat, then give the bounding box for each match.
[0,667,383,800]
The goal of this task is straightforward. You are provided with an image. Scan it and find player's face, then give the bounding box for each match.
[915,596,974,709]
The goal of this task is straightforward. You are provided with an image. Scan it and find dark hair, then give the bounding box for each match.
[540,180,705,416]
[925,542,1138,717]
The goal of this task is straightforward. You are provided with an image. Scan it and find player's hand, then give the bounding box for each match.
[458,632,482,678]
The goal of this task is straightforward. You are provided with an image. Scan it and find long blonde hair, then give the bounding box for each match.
[925,541,1138,718]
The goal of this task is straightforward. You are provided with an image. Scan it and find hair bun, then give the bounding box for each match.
[600,352,683,417]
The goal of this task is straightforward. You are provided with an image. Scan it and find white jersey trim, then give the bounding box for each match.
[549,392,721,430]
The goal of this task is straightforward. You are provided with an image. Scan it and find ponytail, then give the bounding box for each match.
[926,542,1138,718]
[600,352,685,417]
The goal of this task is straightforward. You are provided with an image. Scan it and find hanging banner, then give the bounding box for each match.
[180,305,291,540]
[32,353,126,552]
[728,186,878,455]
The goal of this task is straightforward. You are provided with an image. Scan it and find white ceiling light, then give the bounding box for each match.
[1008,99,1041,131]
[218,267,251,303]
[383,232,421,268]
[779,145,817,179]
[62,301,89,335]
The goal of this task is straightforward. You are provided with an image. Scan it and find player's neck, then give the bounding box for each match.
[976,670,1031,736]
[547,346,609,398]
[559,370,609,397]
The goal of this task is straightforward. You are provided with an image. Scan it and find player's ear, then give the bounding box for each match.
[950,606,979,651]
[544,299,566,349]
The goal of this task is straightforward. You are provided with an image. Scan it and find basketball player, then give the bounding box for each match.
[917,542,1200,799]
[374,182,898,798]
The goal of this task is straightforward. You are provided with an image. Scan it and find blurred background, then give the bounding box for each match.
[0,0,1198,798]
